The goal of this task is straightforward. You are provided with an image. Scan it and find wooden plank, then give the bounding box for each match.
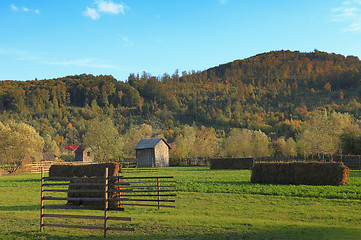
[108,189,133,193]
[43,223,103,230]
[43,205,124,211]
[43,214,103,220]
[40,168,44,232]
[44,176,105,181]
[107,216,131,221]
[109,182,130,186]
[123,199,175,202]
[43,183,105,186]
[121,185,176,188]
[108,198,130,201]
[122,176,173,179]
[43,189,104,193]
[104,167,108,238]
[43,196,105,201]
[128,189,176,193]
[107,226,134,231]
[121,181,176,184]
[120,203,175,208]
[122,194,176,197]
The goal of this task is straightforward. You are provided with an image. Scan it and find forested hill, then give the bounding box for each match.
[1,50,361,148]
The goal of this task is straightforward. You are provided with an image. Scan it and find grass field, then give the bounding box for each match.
[0,167,361,239]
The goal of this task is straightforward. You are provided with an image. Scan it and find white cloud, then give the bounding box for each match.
[10,4,40,14]
[332,1,361,32]
[0,46,116,69]
[47,58,117,69]
[97,1,125,14]
[121,36,133,47]
[83,7,100,20]
[345,22,361,31]
[84,1,128,20]
[10,4,18,11]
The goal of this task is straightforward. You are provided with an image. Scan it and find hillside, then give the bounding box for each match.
[1,50,361,149]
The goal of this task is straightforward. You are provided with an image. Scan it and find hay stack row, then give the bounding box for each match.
[210,157,255,170]
[251,162,349,186]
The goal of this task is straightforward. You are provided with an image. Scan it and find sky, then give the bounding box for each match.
[1,0,361,82]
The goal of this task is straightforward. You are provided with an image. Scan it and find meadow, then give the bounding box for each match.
[0,167,360,239]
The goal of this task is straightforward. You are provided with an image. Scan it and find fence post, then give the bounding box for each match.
[157,177,160,210]
[40,167,44,232]
[104,167,109,238]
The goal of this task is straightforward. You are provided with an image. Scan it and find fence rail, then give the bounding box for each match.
[40,167,176,238]
[40,167,134,238]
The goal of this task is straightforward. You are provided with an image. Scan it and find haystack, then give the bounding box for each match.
[251,162,349,186]
[49,163,124,209]
[49,163,120,177]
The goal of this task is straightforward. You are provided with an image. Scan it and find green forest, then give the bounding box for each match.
[2,50,361,164]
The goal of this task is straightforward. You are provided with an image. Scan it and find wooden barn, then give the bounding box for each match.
[74,146,94,163]
[134,138,171,167]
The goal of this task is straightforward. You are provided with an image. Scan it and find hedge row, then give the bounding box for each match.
[251,162,349,186]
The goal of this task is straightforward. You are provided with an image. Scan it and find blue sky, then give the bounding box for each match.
[1,0,361,81]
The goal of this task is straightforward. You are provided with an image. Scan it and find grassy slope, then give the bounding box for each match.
[0,167,360,240]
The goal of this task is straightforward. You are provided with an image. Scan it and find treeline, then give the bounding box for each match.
[1,50,361,161]
[2,110,361,167]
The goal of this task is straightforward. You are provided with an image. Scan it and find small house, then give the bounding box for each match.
[42,152,58,161]
[134,138,171,167]
[62,145,79,155]
[75,146,94,163]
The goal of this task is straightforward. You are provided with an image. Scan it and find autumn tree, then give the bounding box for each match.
[297,110,353,158]
[43,134,60,155]
[0,121,44,172]
[83,118,123,162]
[221,128,253,157]
[251,130,272,157]
[170,125,197,164]
[123,124,153,157]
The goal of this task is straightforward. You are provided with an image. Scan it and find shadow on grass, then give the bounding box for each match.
[3,224,360,240]
[0,205,40,211]
[196,180,253,186]
[0,178,40,183]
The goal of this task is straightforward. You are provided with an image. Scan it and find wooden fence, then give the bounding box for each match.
[22,161,54,173]
[120,176,176,209]
[21,161,100,174]
[40,168,176,238]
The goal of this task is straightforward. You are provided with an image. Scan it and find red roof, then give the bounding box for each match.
[63,145,79,151]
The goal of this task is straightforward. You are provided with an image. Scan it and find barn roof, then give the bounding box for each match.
[75,146,91,153]
[134,138,171,150]
[63,145,79,151]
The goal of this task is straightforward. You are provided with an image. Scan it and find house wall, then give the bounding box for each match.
[75,147,94,162]
[154,141,169,167]
[83,147,94,162]
[136,149,155,167]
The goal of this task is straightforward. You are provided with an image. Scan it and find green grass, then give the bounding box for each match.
[0,167,361,239]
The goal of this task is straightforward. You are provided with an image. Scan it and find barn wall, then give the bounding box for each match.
[154,141,169,167]
[83,147,94,162]
[136,149,155,167]
[75,152,83,161]
[74,147,94,162]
